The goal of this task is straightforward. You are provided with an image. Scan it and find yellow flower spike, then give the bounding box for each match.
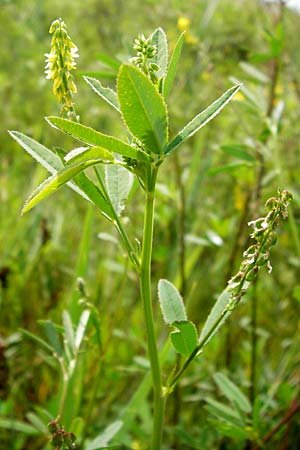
[45,18,79,119]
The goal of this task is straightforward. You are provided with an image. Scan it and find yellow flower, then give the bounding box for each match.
[177,16,190,32]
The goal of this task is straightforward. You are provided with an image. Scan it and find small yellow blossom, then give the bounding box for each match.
[233,91,245,102]
[177,16,190,32]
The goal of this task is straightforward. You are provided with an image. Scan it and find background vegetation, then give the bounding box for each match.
[1,0,300,448]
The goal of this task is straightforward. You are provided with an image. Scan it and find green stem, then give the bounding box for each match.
[140,167,164,450]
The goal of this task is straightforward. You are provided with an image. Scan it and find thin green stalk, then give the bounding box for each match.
[140,167,164,450]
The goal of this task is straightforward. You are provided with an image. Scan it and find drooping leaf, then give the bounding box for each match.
[83,76,120,111]
[9,131,112,214]
[85,420,123,450]
[163,32,185,99]
[239,62,269,84]
[62,311,75,354]
[117,64,168,154]
[158,279,187,324]
[164,84,241,155]
[105,165,133,216]
[46,117,149,162]
[198,290,232,347]
[170,321,198,356]
[213,373,252,414]
[64,146,115,164]
[150,27,168,78]
[21,159,112,215]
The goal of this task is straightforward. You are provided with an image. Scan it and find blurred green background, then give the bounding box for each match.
[1,0,300,449]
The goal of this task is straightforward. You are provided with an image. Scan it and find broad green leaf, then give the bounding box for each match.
[46,117,149,162]
[163,32,185,99]
[9,131,111,213]
[220,144,256,162]
[170,321,198,356]
[208,162,249,176]
[83,76,120,112]
[21,159,112,215]
[164,84,241,155]
[150,27,168,78]
[117,64,168,154]
[86,420,123,450]
[105,165,133,216]
[40,320,63,357]
[214,373,252,414]
[96,52,120,71]
[0,418,39,435]
[65,146,114,164]
[158,279,187,324]
[199,290,231,347]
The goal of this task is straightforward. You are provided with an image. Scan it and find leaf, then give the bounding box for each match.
[40,320,63,356]
[20,329,54,354]
[163,32,185,99]
[85,420,123,450]
[210,420,250,440]
[158,279,187,324]
[75,310,90,350]
[117,64,168,154]
[63,311,75,354]
[198,290,232,347]
[9,131,111,214]
[150,27,168,78]
[26,412,48,434]
[239,62,269,84]
[170,321,198,356]
[214,372,252,414]
[64,146,115,164]
[205,397,245,427]
[46,117,148,162]
[105,165,133,216]
[0,418,39,435]
[96,52,120,71]
[164,84,241,155]
[220,144,256,162]
[83,76,120,112]
[21,159,112,215]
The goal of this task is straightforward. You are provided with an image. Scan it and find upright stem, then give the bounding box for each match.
[140,167,165,450]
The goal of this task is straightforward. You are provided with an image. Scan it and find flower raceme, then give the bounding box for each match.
[45,18,78,118]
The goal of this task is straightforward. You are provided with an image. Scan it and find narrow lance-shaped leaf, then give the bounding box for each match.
[64,146,115,164]
[9,131,113,216]
[164,84,241,155]
[105,165,134,216]
[158,279,187,324]
[22,158,114,215]
[214,372,252,413]
[150,27,168,78]
[198,290,232,348]
[117,64,168,154]
[46,116,149,162]
[83,76,120,112]
[162,31,185,99]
